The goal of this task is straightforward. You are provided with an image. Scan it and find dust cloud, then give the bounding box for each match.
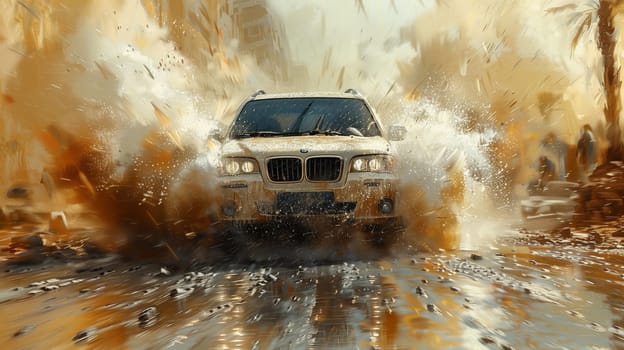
[0,0,615,254]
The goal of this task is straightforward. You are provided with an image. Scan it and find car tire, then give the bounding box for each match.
[364,218,405,247]
[216,224,247,256]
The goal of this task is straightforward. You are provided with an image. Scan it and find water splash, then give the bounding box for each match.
[391,98,507,250]
[0,1,252,254]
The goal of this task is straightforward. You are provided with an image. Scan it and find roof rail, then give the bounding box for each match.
[251,89,266,98]
[344,88,360,96]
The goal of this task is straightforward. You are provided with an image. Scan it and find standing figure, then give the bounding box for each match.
[538,155,556,189]
[576,124,597,182]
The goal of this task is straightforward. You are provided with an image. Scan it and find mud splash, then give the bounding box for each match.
[0,1,239,257]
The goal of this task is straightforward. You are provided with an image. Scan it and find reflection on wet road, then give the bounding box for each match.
[1,232,623,350]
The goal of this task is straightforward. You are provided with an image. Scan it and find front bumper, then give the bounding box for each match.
[217,172,400,224]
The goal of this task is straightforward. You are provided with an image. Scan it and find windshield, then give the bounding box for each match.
[229,97,381,139]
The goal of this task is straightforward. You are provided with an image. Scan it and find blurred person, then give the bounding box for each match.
[538,155,556,189]
[576,124,597,182]
[528,155,556,194]
[541,132,568,180]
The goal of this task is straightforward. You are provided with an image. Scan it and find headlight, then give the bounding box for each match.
[224,160,240,175]
[241,160,255,173]
[353,158,367,171]
[368,158,382,171]
[222,158,259,176]
[350,155,394,173]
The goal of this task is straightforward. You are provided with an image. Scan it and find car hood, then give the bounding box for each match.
[221,136,392,158]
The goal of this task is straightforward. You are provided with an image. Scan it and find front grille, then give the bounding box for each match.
[306,157,342,182]
[267,158,302,182]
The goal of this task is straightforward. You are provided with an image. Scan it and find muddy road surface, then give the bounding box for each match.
[1,225,624,350]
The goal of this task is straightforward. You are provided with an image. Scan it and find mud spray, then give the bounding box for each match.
[0,0,617,259]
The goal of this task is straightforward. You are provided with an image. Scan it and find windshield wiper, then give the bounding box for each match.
[290,102,314,132]
[236,131,280,138]
[297,114,346,136]
[300,130,347,136]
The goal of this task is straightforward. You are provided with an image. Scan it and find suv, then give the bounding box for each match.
[216,90,406,243]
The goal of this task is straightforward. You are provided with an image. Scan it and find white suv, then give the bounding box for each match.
[217,90,406,243]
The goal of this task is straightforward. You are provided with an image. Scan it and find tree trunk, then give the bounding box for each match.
[598,0,623,161]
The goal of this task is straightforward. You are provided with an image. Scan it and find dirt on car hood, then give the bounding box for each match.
[221,136,393,158]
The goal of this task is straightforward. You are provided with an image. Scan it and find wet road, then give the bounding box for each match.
[1,229,624,350]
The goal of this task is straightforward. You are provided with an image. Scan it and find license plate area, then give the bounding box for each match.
[277,192,335,215]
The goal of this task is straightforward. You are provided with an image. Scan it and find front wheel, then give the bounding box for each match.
[363,218,405,247]
[215,222,249,256]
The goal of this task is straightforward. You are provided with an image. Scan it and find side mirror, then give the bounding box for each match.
[388,125,407,141]
[213,129,224,143]
[211,123,227,143]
